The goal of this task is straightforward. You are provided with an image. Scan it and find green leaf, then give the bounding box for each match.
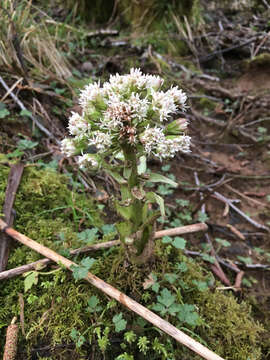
[215,238,231,247]
[107,170,127,184]
[55,88,66,95]
[20,109,32,117]
[168,303,182,315]
[157,288,175,308]
[17,139,38,150]
[152,303,166,314]
[157,184,174,196]
[6,149,24,158]
[162,236,172,244]
[115,202,133,221]
[123,167,132,179]
[116,221,133,240]
[197,211,209,223]
[0,108,10,119]
[176,262,188,272]
[151,282,160,293]
[148,172,178,187]
[177,304,200,326]
[87,295,102,312]
[164,273,178,284]
[113,313,127,332]
[70,328,78,340]
[101,224,116,234]
[71,265,88,280]
[202,253,216,264]
[176,198,190,207]
[237,256,253,265]
[77,228,98,244]
[71,257,95,281]
[24,271,39,292]
[172,237,186,250]
[81,257,95,269]
[146,192,165,217]
[76,335,86,347]
[192,280,208,291]
[161,164,171,172]
[138,156,147,175]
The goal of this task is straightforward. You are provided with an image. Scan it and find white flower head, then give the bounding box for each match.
[145,74,164,89]
[140,126,166,155]
[61,138,77,157]
[68,112,91,137]
[77,154,99,169]
[167,86,187,109]
[89,131,112,152]
[79,82,103,110]
[62,68,189,161]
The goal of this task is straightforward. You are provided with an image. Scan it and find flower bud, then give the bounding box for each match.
[165,118,188,135]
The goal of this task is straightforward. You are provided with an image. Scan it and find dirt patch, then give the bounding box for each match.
[237,67,270,93]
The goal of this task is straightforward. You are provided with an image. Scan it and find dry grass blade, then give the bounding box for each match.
[0,0,72,82]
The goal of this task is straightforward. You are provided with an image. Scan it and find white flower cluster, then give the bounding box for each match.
[61,68,190,165]
[140,126,191,159]
[77,154,98,169]
[68,112,91,138]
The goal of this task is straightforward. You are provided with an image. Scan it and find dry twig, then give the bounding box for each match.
[194,172,231,286]
[3,317,18,360]
[0,163,24,271]
[213,191,270,232]
[0,223,207,280]
[0,76,60,144]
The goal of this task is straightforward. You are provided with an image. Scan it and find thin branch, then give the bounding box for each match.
[194,172,231,286]
[0,219,224,360]
[213,191,270,232]
[0,224,207,280]
[0,76,60,144]
[0,163,24,271]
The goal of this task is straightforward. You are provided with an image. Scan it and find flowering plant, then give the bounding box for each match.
[61,68,190,263]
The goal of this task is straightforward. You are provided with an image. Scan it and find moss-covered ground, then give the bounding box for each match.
[0,164,265,359]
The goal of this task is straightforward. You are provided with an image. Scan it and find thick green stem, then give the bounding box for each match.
[120,144,155,263]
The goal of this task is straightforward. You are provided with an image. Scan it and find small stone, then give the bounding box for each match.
[81,61,94,72]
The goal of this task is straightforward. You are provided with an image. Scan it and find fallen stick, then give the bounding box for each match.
[213,191,270,232]
[0,76,60,144]
[0,163,24,271]
[0,219,223,360]
[194,172,231,287]
[0,240,120,280]
[0,223,207,280]
[3,317,18,360]
[154,222,208,238]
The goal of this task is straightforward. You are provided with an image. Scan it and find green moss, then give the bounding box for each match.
[0,165,103,265]
[65,0,115,24]
[246,53,270,69]
[119,0,201,32]
[198,97,218,110]
[180,257,263,359]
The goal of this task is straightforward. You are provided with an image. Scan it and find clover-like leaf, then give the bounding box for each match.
[177,304,200,327]
[77,228,98,244]
[113,313,127,332]
[172,237,186,250]
[157,288,175,308]
[87,295,103,312]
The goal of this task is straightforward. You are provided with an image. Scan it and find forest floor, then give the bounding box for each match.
[0,1,270,359]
